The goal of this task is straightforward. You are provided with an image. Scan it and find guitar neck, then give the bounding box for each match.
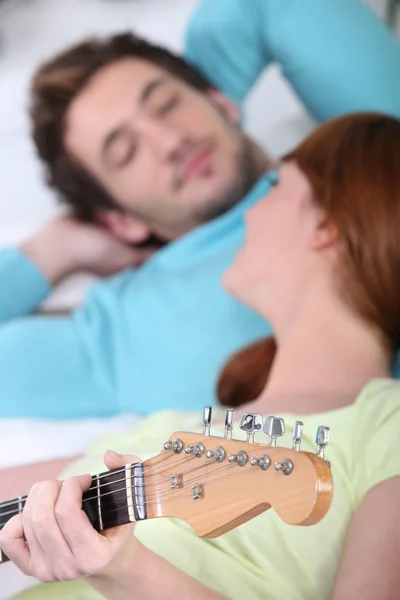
[0,462,145,564]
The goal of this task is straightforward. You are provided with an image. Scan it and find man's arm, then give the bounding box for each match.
[332,477,400,599]
[0,275,124,418]
[185,0,400,120]
[0,247,51,323]
[0,216,152,323]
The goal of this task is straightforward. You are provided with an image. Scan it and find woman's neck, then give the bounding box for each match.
[247,302,390,416]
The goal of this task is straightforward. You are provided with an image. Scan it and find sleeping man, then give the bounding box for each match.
[0,0,399,426]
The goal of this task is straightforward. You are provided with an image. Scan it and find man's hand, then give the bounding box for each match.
[20,217,156,284]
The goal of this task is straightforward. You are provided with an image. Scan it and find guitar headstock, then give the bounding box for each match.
[142,408,333,538]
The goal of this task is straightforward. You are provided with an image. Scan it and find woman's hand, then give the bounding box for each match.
[0,451,230,600]
[0,451,141,584]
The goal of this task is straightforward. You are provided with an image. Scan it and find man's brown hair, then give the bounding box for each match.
[30,32,213,221]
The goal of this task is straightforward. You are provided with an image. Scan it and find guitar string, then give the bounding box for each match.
[0,444,278,511]
[0,465,266,532]
[0,458,273,526]
[0,458,236,519]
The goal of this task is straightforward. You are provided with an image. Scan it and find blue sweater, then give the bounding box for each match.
[0,0,399,418]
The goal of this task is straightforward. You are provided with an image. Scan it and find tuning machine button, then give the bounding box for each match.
[263,416,285,446]
[316,426,330,465]
[292,421,304,451]
[224,409,235,439]
[239,413,263,443]
[202,406,212,436]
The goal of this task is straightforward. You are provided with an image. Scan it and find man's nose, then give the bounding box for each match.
[145,120,189,162]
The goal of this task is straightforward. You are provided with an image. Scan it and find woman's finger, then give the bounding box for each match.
[104,450,141,471]
[0,514,31,575]
[54,474,109,572]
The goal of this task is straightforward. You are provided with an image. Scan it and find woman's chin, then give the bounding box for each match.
[222,249,246,291]
[221,263,236,293]
[222,265,246,302]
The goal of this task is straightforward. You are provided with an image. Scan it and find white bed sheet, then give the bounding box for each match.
[0,413,141,469]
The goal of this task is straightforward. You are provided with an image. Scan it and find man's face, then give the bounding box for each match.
[64,58,254,239]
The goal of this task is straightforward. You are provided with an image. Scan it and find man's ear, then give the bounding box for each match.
[95,210,151,244]
[207,89,241,124]
[310,212,340,251]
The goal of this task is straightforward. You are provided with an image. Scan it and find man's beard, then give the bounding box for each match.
[192,135,266,224]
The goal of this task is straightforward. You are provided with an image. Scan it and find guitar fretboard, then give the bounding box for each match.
[0,463,145,564]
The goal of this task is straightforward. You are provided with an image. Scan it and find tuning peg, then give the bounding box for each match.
[250,454,270,470]
[163,438,183,454]
[292,421,304,451]
[202,406,212,436]
[185,442,205,457]
[224,409,235,439]
[316,426,330,460]
[263,416,285,446]
[228,450,248,466]
[239,413,263,443]
[205,446,225,462]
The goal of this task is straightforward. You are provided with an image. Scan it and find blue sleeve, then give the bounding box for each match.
[0,248,51,322]
[0,276,124,419]
[185,0,400,121]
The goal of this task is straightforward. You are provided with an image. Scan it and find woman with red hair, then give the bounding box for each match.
[2,112,400,600]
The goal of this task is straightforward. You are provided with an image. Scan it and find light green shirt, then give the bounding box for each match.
[13,379,400,600]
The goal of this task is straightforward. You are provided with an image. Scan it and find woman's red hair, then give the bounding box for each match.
[218,113,400,407]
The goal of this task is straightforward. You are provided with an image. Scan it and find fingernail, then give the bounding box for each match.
[107,449,123,459]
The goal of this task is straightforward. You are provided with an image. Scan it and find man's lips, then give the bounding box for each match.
[181,146,214,184]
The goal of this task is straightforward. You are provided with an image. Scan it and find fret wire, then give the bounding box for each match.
[0,501,27,519]
[96,474,103,531]
[0,496,28,510]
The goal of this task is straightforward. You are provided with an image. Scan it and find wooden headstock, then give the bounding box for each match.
[142,411,333,538]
